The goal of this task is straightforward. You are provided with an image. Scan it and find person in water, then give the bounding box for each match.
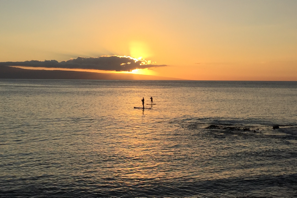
[142,97,144,109]
[150,97,153,103]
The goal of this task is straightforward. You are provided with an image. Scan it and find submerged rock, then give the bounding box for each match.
[187,123,198,129]
[224,126,241,131]
[206,125,220,129]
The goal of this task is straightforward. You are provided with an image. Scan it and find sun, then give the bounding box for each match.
[130,68,155,75]
[129,41,152,59]
[131,69,140,74]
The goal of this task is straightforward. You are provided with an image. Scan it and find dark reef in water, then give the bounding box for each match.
[176,117,297,140]
[206,124,260,133]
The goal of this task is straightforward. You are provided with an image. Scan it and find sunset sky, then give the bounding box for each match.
[1,0,297,80]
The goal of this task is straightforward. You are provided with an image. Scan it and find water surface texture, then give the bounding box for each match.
[1,80,297,197]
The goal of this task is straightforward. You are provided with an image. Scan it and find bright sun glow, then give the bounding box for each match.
[112,54,157,75]
[130,68,155,75]
[131,69,139,74]
[129,41,152,59]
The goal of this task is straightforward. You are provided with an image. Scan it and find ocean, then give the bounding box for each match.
[0,79,297,197]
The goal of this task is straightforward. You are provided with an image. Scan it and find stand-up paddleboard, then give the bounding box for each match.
[134,107,152,109]
[146,103,156,105]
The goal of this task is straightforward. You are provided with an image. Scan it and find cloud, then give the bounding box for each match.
[0,56,167,71]
[0,65,177,80]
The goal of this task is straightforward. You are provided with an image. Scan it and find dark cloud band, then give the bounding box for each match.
[0,56,166,71]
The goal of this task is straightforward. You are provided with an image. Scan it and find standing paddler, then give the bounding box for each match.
[142,97,144,109]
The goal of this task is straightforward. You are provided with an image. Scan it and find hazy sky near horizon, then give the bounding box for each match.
[1,0,297,80]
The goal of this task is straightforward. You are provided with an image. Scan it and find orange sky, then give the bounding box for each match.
[1,0,297,80]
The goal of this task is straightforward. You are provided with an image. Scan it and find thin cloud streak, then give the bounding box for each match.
[0,56,167,71]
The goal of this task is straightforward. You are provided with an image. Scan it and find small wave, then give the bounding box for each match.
[1,173,296,197]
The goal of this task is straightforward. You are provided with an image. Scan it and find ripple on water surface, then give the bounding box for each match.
[0,80,297,197]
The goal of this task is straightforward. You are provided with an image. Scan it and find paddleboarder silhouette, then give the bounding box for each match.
[141,97,144,109]
[150,97,153,103]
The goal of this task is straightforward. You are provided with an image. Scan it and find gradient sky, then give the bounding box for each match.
[1,0,297,80]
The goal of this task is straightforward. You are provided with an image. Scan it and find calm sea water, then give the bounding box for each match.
[0,79,297,197]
